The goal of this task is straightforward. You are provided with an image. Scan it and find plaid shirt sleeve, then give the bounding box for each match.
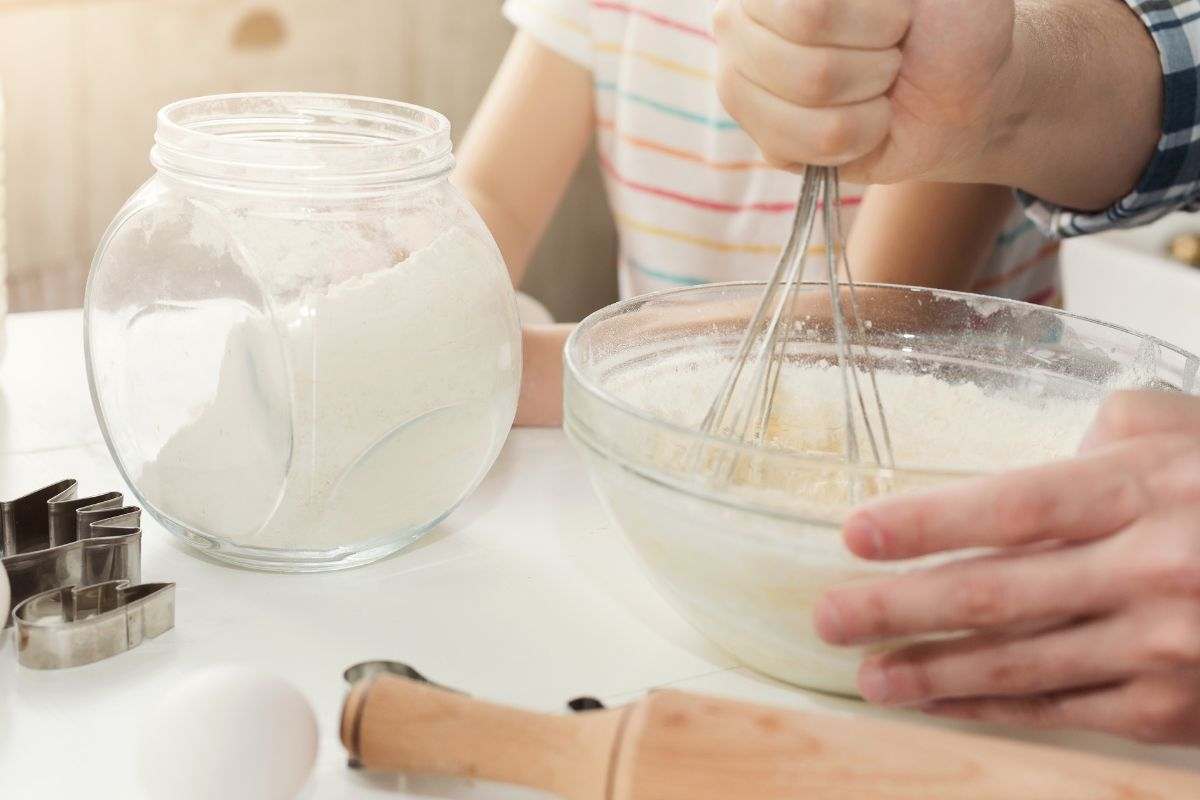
[1018,0,1200,237]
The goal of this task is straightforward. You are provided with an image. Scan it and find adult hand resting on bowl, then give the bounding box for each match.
[816,390,1200,745]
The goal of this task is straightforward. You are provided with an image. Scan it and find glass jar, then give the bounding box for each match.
[85,93,521,571]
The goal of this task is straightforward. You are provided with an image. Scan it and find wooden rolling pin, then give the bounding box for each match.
[341,671,1200,799]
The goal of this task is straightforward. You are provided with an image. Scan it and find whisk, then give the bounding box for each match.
[697,165,894,476]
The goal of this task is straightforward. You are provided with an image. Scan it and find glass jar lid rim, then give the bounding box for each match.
[157,92,450,150]
[152,92,453,189]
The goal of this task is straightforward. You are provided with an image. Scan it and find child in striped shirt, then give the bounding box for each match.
[455,0,1060,426]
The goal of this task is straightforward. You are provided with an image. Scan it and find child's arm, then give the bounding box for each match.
[846,182,1016,290]
[454,33,595,428]
[455,32,595,285]
[517,323,574,427]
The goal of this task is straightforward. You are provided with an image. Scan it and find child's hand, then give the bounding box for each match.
[515,324,573,427]
[817,390,1200,745]
[712,0,1018,184]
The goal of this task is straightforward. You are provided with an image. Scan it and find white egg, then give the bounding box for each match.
[0,566,9,625]
[138,666,318,800]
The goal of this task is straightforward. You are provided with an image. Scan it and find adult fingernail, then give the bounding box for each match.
[844,512,885,558]
[814,597,847,644]
[860,659,926,706]
[858,661,892,703]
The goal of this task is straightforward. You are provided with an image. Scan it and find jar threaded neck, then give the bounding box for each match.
[152,93,454,194]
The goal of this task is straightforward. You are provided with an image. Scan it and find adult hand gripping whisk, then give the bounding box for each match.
[696,166,894,482]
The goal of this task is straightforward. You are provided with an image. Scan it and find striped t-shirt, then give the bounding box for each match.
[503,0,1061,304]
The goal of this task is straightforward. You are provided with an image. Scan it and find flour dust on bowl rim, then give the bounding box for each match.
[84,93,521,572]
[563,281,1199,696]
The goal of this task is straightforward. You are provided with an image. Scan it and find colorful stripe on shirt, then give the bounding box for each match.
[600,153,796,212]
[616,213,782,253]
[595,81,739,129]
[625,256,709,285]
[595,40,713,79]
[971,241,1061,291]
[517,0,590,34]
[597,119,767,170]
[996,217,1036,247]
[602,151,864,215]
[590,1,714,40]
[1024,285,1062,307]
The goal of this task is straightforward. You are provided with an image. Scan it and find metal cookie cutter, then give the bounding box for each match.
[339,662,607,769]
[1,479,142,627]
[342,661,463,769]
[13,580,175,669]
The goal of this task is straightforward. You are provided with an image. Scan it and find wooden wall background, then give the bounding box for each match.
[0,0,617,321]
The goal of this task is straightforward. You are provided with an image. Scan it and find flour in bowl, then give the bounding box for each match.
[603,352,1093,507]
[584,353,1097,694]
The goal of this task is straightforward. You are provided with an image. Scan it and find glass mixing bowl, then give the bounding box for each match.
[564,282,1199,696]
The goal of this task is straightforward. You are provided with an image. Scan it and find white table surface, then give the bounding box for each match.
[3,245,1200,798]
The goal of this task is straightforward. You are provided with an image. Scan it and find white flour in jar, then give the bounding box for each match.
[137,229,520,551]
[591,354,1096,694]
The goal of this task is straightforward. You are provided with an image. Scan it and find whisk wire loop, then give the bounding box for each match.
[695,166,895,483]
